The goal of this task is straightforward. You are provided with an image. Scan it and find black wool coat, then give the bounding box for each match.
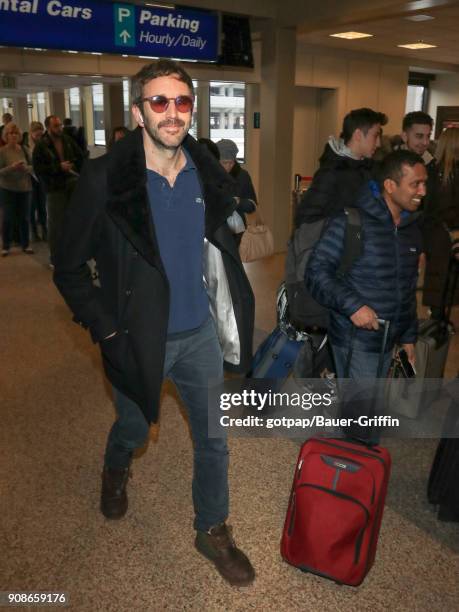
[294,143,376,227]
[54,128,255,423]
[423,163,459,308]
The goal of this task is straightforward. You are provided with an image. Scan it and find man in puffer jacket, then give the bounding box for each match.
[306,150,426,379]
[295,107,387,227]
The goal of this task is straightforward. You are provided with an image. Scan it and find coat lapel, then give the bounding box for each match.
[183,136,238,239]
[106,128,161,269]
[105,130,238,268]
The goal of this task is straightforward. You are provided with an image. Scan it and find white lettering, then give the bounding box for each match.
[139,9,151,24]
[139,31,175,46]
[180,35,207,51]
[0,0,38,12]
[166,13,176,28]
[137,10,201,34]
[47,0,61,16]
[118,7,130,23]
[19,0,33,12]
[46,0,92,19]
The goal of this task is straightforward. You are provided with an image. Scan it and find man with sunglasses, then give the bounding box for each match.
[53,59,255,587]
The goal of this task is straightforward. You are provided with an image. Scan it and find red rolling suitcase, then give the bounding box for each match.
[281,321,392,586]
[280,437,391,586]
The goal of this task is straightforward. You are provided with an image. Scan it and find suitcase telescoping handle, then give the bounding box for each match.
[345,318,390,378]
[343,319,391,447]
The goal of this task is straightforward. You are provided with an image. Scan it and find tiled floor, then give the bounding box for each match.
[1,244,458,611]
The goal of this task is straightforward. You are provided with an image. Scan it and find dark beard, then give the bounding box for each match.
[144,118,188,151]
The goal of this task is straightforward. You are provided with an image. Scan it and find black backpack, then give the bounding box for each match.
[284,207,362,329]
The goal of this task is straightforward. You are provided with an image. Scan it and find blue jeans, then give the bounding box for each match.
[332,344,393,444]
[331,344,393,379]
[104,316,228,532]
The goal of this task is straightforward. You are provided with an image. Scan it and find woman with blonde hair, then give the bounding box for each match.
[0,122,33,256]
[28,120,47,241]
[423,127,459,318]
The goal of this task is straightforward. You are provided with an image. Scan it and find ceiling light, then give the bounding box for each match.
[405,14,435,22]
[397,42,437,49]
[145,3,175,8]
[91,52,102,55]
[63,50,79,54]
[330,31,373,40]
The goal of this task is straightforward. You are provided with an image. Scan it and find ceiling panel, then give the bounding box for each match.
[298,4,459,66]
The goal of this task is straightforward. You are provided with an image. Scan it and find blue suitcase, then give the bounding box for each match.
[249,326,304,381]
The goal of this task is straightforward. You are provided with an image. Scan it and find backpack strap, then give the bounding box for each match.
[337,207,362,275]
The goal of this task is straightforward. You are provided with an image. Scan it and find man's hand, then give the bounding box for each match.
[418,252,426,269]
[401,343,416,366]
[60,160,74,172]
[350,305,379,330]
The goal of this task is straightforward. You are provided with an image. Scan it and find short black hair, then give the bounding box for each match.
[63,118,72,126]
[341,108,388,144]
[379,149,424,189]
[44,115,59,129]
[131,58,194,107]
[402,111,433,131]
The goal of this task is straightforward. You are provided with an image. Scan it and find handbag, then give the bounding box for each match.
[239,206,274,263]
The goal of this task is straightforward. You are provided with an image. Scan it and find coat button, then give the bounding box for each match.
[132,251,138,257]
[124,329,129,334]
[126,289,132,296]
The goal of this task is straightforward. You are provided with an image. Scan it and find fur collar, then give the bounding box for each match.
[106,127,237,265]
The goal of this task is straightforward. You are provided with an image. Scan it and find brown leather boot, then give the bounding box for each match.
[100,466,130,519]
[195,523,255,587]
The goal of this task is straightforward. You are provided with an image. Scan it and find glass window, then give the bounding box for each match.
[405,85,425,114]
[24,93,47,124]
[92,84,105,145]
[27,93,35,123]
[188,79,198,139]
[2,98,11,113]
[36,92,48,124]
[123,79,130,128]
[209,81,245,160]
[69,87,81,126]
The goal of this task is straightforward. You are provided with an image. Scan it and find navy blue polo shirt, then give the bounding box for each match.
[147,150,209,334]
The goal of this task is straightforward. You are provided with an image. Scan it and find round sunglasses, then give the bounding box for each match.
[138,95,194,114]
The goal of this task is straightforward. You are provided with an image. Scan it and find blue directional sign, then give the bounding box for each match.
[114,4,135,49]
[0,0,219,62]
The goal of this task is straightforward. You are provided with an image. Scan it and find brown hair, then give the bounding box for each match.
[30,121,44,133]
[435,127,459,185]
[131,59,194,108]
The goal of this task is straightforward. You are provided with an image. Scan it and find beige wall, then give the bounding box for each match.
[295,44,409,147]
[292,87,320,180]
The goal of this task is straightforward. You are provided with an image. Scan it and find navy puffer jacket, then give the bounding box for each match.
[306,182,422,353]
